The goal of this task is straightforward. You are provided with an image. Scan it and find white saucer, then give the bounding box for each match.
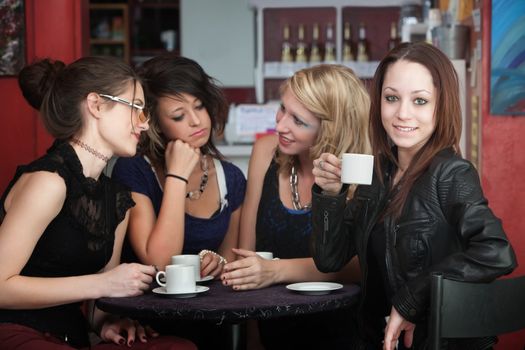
[197,275,214,283]
[286,282,343,296]
[152,286,209,298]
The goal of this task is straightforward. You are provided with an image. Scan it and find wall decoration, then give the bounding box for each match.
[490,0,525,115]
[0,0,25,76]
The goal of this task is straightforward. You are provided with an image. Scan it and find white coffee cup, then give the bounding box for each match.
[256,252,274,260]
[156,264,196,293]
[171,254,201,280]
[341,153,374,185]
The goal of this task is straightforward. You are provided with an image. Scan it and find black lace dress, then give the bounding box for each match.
[0,140,134,348]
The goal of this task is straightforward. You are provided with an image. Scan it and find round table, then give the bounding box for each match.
[97,280,360,324]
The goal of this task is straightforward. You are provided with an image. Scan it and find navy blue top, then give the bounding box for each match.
[255,160,312,258]
[254,159,357,349]
[112,155,246,261]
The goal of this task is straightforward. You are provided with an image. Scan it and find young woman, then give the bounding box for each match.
[112,54,245,277]
[311,42,517,349]
[221,64,369,348]
[0,57,195,349]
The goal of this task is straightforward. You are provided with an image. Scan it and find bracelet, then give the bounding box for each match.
[165,173,188,184]
[199,249,228,265]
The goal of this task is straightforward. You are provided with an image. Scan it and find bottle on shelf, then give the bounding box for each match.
[342,22,355,61]
[387,22,400,52]
[310,23,322,64]
[324,22,336,63]
[357,22,369,62]
[281,24,293,63]
[295,24,308,63]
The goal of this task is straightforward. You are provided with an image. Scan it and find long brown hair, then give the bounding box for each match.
[369,41,462,219]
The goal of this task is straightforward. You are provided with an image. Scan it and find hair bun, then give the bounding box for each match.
[18,58,66,110]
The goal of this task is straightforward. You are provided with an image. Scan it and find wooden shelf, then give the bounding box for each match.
[89,3,129,62]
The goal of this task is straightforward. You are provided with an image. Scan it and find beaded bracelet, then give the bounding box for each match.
[165,173,188,184]
[199,249,228,265]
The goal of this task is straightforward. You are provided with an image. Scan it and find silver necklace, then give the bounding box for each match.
[290,165,311,211]
[186,155,208,200]
[71,138,110,163]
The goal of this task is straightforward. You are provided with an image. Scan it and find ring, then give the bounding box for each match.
[319,160,324,170]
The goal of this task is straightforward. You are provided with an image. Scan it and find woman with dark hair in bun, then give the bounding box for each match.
[0,57,196,350]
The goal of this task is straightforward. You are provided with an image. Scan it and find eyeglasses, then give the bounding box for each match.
[99,93,150,124]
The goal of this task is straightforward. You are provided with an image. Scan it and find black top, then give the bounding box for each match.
[0,140,134,348]
[255,159,357,349]
[255,160,312,258]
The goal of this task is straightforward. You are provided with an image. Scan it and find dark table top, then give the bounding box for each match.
[97,281,360,324]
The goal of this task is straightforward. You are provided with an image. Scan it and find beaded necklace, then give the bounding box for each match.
[186,155,208,200]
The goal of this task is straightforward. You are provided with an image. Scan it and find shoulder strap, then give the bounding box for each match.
[214,158,228,211]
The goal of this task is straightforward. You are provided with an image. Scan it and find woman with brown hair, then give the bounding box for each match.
[311,41,516,349]
[0,56,195,350]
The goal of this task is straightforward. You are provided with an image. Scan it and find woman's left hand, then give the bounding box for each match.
[220,248,277,290]
[383,306,415,350]
[100,317,159,347]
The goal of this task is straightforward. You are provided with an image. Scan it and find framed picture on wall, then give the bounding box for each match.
[0,0,25,76]
[490,0,525,116]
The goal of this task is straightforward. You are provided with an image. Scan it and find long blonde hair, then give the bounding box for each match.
[276,64,371,174]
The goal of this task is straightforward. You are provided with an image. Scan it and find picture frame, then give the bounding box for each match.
[0,0,26,76]
[490,0,525,116]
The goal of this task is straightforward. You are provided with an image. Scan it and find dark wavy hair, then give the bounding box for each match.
[369,41,462,219]
[18,56,141,140]
[137,54,228,168]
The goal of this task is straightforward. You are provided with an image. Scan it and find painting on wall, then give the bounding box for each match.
[490,0,525,115]
[0,0,25,76]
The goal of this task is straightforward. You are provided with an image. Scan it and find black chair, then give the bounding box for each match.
[429,273,525,350]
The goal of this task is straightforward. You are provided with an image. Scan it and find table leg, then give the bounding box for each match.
[228,323,246,350]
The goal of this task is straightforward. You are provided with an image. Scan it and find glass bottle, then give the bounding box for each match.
[310,23,322,64]
[357,22,369,62]
[324,22,336,62]
[342,22,355,61]
[387,22,400,52]
[281,24,293,63]
[295,24,308,63]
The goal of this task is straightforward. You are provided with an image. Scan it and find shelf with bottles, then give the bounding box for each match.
[130,0,179,66]
[251,2,402,103]
[89,3,129,62]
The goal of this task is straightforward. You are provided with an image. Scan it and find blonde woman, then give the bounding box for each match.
[221,64,370,349]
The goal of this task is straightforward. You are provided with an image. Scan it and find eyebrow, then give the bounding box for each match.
[383,87,432,95]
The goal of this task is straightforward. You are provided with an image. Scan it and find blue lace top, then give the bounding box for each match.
[112,155,246,262]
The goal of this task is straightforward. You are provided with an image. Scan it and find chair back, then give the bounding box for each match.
[429,273,525,350]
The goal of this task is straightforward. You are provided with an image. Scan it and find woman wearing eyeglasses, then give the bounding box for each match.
[0,57,196,350]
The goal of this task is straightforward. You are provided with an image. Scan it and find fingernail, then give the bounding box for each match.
[128,339,134,347]
[119,338,125,345]
[141,336,147,342]
[223,280,228,285]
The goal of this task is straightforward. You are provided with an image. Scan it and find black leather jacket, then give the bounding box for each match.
[311,148,516,348]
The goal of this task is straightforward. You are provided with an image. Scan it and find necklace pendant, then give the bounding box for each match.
[187,191,202,200]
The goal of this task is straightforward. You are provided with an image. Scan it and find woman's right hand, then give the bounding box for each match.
[101,263,155,298]
[312,152,343,195]
[165,139,201,179]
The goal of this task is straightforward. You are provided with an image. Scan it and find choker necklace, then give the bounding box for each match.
[187,155,208,200]
[290,165,311,211]
[71,138,110,163]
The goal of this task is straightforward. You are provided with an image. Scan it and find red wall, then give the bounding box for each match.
[0,0,86,193]
[482,1,525,348]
